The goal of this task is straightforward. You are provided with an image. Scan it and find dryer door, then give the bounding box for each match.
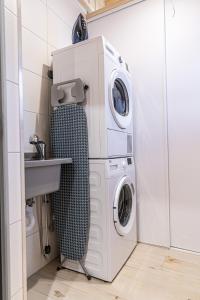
[110,69,132,129]
[113,176,136,236]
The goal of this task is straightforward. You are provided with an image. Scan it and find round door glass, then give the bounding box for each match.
[112,79,129,116]
[118,184,133,227]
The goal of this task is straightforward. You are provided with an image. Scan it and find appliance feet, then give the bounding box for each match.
[56,257,67,272]
[57,265,68,271]
[79,259,92,280]
[56,257,92,280]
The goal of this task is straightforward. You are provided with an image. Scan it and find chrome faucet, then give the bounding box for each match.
[29,135,46,160]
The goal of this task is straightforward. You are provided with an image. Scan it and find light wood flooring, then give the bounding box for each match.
[28,243,200,300]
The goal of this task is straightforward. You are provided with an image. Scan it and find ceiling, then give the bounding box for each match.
[79,0,132,18]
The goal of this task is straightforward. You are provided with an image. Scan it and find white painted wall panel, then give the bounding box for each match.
[88,0,169,246]
[166,0,200,252]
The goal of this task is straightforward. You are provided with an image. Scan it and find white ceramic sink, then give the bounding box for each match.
[25,158,72,199]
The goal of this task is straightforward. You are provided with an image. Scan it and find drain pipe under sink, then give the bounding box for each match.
[26,199,35,234]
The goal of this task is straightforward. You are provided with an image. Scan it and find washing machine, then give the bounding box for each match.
[52,36,133,159]
[62,157,137,281]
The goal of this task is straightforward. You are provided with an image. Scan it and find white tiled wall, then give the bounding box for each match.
[12,290,23,300]
[5,0,17,15]
[3,0,84,299]
[3,1,24,300]
[10,222,23,295]
[22,0,47,40]
[8,153,22,224]
[22,28,48,77]
[22,0,83,154]
[6,81,20,152]
[23,70,49,115]
[47,8,72,49]
[21,0,84,277]
[4,7,18,83]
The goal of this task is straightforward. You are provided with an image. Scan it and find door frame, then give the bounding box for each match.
[0,0,11,299]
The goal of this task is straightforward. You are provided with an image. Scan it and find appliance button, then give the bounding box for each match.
[126,63,129,72]
[119,56,123,63]
[127,157,132,165]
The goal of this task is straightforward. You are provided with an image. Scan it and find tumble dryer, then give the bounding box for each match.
[62,157,137,281]
[52,36,133,159]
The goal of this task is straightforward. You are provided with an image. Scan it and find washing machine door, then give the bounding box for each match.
[113,176,136,236]
[109,69,132,129]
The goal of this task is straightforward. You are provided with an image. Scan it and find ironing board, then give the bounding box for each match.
[50,104,90,278]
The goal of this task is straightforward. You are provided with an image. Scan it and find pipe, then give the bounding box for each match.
[26,205,35,234]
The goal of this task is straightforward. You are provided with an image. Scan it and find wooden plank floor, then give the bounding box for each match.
[27,243,200,300]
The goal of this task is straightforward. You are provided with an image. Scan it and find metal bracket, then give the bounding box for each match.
[51,78,88,107]
[56,257,91,281]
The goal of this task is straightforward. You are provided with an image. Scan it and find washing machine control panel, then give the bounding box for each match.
[109,157,133,172]
[118,56,129,72]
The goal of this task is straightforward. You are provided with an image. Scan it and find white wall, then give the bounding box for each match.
[88,0,170,247]
[21,0,84,278]
[3,1,24,299]
[22,0,83,154]
[166,0,200,252]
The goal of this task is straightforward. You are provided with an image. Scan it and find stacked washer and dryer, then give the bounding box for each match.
[52,36,137,282]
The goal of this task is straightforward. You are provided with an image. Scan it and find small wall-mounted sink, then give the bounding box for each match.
[25,158,72,200]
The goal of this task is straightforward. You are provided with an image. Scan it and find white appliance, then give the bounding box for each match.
[52,36,133,159]
[62,157,137,281]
